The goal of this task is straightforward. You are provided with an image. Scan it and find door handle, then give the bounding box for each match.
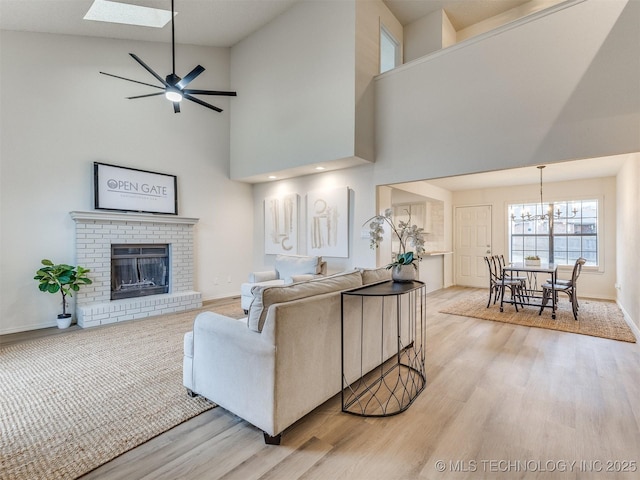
[486,250,491,254]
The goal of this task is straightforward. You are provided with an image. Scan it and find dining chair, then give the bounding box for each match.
[484,256,498,307]
[485,256,524,310]
[493,256,528,308]
[497,254,528,295]
[539,257,586,320]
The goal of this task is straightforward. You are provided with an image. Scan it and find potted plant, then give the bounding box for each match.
[365,208,426,282]
[524,255,541,266]
[34,259,92,328]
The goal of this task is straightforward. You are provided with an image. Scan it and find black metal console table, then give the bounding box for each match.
[341,280,426,417]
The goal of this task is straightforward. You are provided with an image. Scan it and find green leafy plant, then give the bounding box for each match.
[365,208,425,270]
[525,255,540,260]
[388,251,418,270]
[34,259,92,317]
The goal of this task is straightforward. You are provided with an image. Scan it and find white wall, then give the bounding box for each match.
[230,0,357,180]
[355,0,402,162]
[251,165,377,274]
[457,0,565,42]
[616,154,640,329]
[0,31,253,334]
[374,0,639,186]
[449,176,618,300]
[404,0,562,61]
[404,9,455,62]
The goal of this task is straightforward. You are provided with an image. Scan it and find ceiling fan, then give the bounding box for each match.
[100,0,236,113]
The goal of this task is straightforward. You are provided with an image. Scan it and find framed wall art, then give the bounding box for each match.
[264,193,298,254]
[307,186,349,258]
[94,162,178,215]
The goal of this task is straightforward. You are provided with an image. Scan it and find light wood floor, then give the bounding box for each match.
[11,288,640,479]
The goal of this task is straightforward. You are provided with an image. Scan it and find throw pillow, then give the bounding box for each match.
[275,255,319,283]
[360,267,392,285]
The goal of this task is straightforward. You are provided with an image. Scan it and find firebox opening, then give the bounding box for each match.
[111,244,169,300]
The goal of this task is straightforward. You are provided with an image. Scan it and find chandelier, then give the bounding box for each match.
[510,165,578,223]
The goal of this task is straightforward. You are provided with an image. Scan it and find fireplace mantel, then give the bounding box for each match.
[70,210,199,225]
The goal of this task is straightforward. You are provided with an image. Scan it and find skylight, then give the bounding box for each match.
[84,0,173,28]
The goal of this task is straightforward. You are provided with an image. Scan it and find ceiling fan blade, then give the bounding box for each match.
[184,93,223,112]
[183,89,237,97]
[127,92,166,100]
[173,102,181,113]
[129,53,169,87]
[176,65,205,90]
[100,72,164,90]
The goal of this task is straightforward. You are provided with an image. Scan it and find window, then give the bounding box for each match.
[380,25,400,74]
[509,199,598,266]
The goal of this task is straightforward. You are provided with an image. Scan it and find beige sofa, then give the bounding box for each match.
[183,267,401,444]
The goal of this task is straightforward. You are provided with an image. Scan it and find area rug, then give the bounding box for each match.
[440,289,636,343]
[0,305,234,480]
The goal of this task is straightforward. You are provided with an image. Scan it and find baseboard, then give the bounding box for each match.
[0,320,59,336]
[617,300,640,340]
[202,295,241,306]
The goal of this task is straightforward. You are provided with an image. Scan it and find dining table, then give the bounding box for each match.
[500,262,559,319]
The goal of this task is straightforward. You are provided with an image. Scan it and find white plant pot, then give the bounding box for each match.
[525,259,541,266]
[391,264,417,283]
[56,314,72,329]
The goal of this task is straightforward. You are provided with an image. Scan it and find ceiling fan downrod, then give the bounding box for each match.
[171,0,176,76]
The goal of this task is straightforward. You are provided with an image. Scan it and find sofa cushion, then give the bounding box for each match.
[360,267,392,285]
[275,255,320,283]
[247,270,363,332]
[290,274,316,283]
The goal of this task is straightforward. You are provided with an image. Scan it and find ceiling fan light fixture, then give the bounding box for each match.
[165,89,183,102]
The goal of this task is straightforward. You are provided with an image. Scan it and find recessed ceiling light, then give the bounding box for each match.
[84,0,174,28]
[315,166,326,171]
[268,175,277,180]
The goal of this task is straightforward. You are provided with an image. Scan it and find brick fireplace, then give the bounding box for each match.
[70,211,202,328]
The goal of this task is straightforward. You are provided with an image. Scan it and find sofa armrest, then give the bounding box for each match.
[193,312,275,365]
[249,270,278,283]
[190,312,278,435]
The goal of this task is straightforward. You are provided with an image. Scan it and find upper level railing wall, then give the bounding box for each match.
[374,0,639,186]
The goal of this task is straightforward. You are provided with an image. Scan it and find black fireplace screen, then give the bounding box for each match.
[111,244,169,300]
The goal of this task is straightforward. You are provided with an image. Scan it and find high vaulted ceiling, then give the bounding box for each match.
[0,0,534,47]
[0,0,299,47]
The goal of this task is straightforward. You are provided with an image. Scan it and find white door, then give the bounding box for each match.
[455,205,492,288]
